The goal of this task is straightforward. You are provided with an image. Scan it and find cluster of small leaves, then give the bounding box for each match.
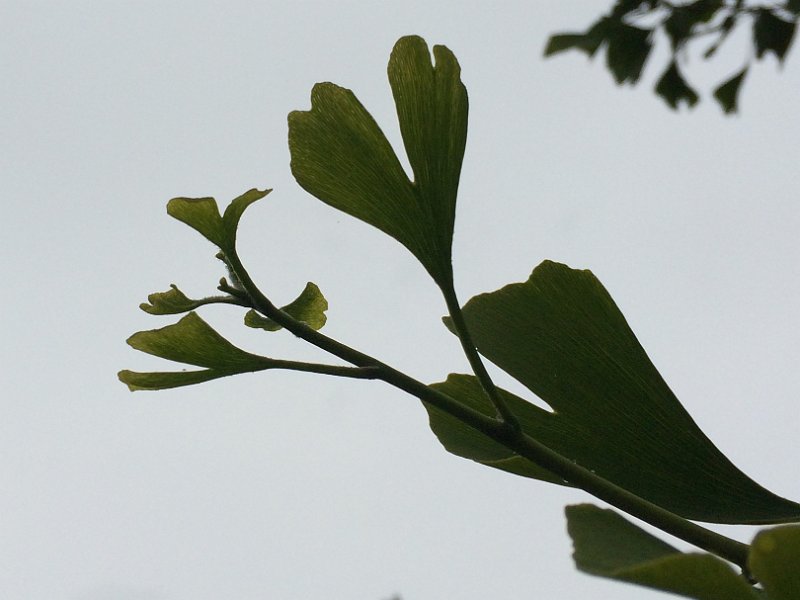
[118,189,330,391]
[545,0,799,113]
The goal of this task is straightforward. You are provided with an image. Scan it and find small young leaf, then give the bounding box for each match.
[167,188,270,251]
[126,312,271,370]
[749,525,800,600]
[606,23,652,84]
[139,284,239,315]
[713,68,748,114]
[655,61,699,110]
[121,312,277,391]
[167,196,226,247]
[753,9,796,62]
[289,36,467,288]
[430,261,800,524]
[140,285,197,314]
[221,188,271,248]
[244,282,328,332]
[566,505,760,600]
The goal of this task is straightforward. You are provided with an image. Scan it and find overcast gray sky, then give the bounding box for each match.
[2,2,799,599]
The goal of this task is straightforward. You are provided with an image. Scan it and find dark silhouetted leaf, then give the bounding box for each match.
[244,282,328,332]
[606,23,652,84]
[754,9,796,62]
[656,61,699,109]
[664,0,723,50]
[714,68,748,114]
[545,19,611,58]
[428,261,800,523]
[749,525,800,600]
[167,188,270,252]
[566,504,759,599]
[119,312,275,391]
[289,36,467,287]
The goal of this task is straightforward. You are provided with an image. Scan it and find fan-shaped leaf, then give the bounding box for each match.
[139,284,237,315]
[119,312,276,391]
[428,260,800,524]
[566,504,759,600]
[288,36,467,287]
[245,282,328,332]
[167,188,270,252]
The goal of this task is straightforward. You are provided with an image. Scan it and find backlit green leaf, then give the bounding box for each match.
[167,188,270,251]
[118,369,233,391]
[167,196,225,247]
[244,282,328,331]
[139,284,238,315]
[120,312,277,391]
[749,525,800,600]
[288,35,467,287]
[566,504,759,600]
[429,261,800,524]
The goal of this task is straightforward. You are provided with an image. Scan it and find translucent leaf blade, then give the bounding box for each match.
[566,504,760,600]
[126,312,271,371]
[244,282,328,332]
[167,197,226,248]
[118,369,236,391]
[288,36,467,286]
[166,188,269,251]
[431,260,800,524]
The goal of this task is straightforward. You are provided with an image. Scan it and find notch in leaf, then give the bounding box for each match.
[429,261,800,524]
[167,188,270,253]
[119,312,276,391]
[288,35,468,289]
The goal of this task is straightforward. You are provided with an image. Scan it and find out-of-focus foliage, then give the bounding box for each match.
[545,0,799,113]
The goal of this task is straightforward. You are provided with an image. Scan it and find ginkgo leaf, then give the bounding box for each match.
[288,36,467,288]
[119,312,276,391]
[566,504,759,600]
[428,260,800,524]
[139,284,239,315]
[244,282,328,331]
[167,188,270,252]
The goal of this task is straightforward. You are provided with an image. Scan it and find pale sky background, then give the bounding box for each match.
[2,2,799,599]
